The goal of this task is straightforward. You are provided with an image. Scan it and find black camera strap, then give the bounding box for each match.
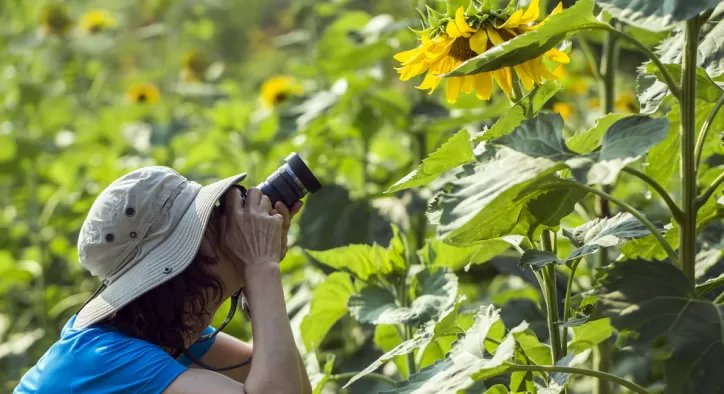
[181,289,253,371]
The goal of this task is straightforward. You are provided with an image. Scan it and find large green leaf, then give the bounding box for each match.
[618,224,679,261]
[305,244,392,281]
[421,239,510,271]
[595,260,724,393]
[344,296,466,388]
[595,0,720,31]
[300,273,355,350]
[374,325,409,377]
[566,113,630,155]
[381,306,524,394]
[567,318,615,353]
[448,0,609,76]
[520,213,662,270]
[348,268,458,327]
[512,328,552,365]
[387,129,474,193]
[472,81,561,143]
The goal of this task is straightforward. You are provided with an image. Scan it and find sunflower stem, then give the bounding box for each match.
[680,19,702,284]
[540,230,563,362]
[600,27,620,114]
[562,258,582,355]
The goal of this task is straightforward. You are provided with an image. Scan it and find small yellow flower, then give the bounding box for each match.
[80,9,116,34]
[39,4,73,36]
[181,50,211,83]
[552,102,574,121]
[394,0,569,103]
[127,83,161,104]
[260,76,303,108]
[588,92,638,113]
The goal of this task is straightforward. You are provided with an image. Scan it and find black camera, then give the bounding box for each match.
[256,152,322,208]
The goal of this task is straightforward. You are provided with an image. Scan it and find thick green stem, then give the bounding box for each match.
[562,259,582,355]
[570,182,679,265]
[680,19,702,284]
[404,325,416,376]
[575,36,602,82]
[697,171,724,208]
[600,29,619,114]
[695,91,724,171]
[329,372,397,387]
[503,365,651,394]
[413,132,428,250]
[715,292,724,304]
[540,231,563,362]
[622,167,684,222]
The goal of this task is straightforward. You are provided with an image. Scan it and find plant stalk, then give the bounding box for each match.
[330,372,397,386]
[413,131,428,250]
[697,171,724,208]
[503,365,651,394]
[600,28,619,114]
[562,258,581,355]
[622,167,684,222]
[540,230,563,362]
[694,91,724,171]
[680,19,702,284]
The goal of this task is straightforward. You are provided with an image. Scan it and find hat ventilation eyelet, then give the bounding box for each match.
[105,233,115,243]
[129,231,137,238]
[163,267,172,274]
[125,207,135,217]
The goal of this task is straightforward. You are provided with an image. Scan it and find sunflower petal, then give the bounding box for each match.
[545,48,571,64]
[486,26,505,46]
[493,68,513,97]
[455,6,476,37]
[446,18,462,38]
[552,64,566,79]
[475,72,493,100]
[469,30,489,54]
[514,64,534,90]
[398,62,427,81]
[500,9,524,29]
[520,0,540,24]
[447,76,463,103]
[417,70,440,91]
[461,75,475,94]
[394,48,421,62]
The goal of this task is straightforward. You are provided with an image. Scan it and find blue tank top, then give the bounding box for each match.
[14,315,216,394]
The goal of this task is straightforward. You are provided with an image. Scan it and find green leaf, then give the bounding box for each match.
[696,273,724,296]
[512,328,552,365]
[472,81,561,143]
[566,113,630,154]
[595,260,724,393]
[618,224,679,261]
[483,384,510,394]
[448,0,608,76]
[344,296,467,388]
[380,306,523,394]
[422,239,510,271]
[387,129,474,193]
[307,353,337,394]
[305,243,392,281]
[517,250,561,270]
[567,318,615,353]
[374,325,409,377]
[645,64,723,103]
[300,273,355,350]
[387,224,409,273]
[595,0,720,31]
[544,351,576,393]
[348,268,458,327]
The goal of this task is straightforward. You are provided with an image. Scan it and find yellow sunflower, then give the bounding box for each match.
[39,4,73,36]
[394,0,569,103]
[80,9,117,34]
[181,50,211,83]
[552,102,574,121]
[127,83,161,104]
[588,92,638,113]
[260,76,303,108]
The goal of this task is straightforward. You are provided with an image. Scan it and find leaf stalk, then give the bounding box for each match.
[503,364,651,394]
[621,167,684,222]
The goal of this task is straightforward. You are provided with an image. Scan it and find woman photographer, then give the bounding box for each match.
[15,166,312,393]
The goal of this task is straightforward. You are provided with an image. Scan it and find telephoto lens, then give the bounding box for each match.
[257,152,322,208]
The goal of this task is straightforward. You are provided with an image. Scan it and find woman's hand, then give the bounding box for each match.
[221,187,284,269]
[271,200,303,260]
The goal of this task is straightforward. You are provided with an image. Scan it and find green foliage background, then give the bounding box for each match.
[1,0,723,393]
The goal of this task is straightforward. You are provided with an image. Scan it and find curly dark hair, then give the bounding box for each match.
[107,209,226,358]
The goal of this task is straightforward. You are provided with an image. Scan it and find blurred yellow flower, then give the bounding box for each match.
[260,76,303,108]
[181,50,211,83]
[127,83,161,104]
[80,9,116,34]
[552,102,574,121]
[588,92,638,113]
[394,0,569,103]
[39,4,73,36]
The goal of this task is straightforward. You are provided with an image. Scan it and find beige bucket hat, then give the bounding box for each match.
[73,166,246,329]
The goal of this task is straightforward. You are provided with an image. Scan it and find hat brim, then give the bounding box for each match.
[73,173,247,329]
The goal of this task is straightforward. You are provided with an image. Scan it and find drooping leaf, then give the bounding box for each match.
[387,129,474,193]
[502,298,549,342]
[305,243,393,281]
[344,296,466,388]
[512,327,552,365]
[422,239,510,271]
[595,0,720,31]
[542,351,576,393]
[566,113,630,155]
[348,268,458,327]
[380,306,524,394]
[473,81,561,142]
[448,0,609,76]
[300,273,355,350]
[567,318,615,353]
[595,260,724,393]
[520,213,661,270]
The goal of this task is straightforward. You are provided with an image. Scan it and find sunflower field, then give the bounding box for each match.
[1,0,724,392]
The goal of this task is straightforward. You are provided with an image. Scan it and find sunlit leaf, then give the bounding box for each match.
[448,0,608,76]
[595,260,724,393]
[300,273,355,350]
[387,129,474,193]
[595,0,719,31]
[566,113,630,155]
[567,318,614,353]
[305,243,393,281]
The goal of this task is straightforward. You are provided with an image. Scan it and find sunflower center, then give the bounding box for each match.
[274,92,288,104]
[89,24,103,33]
[137,93,147,103]
[449,37,478,62]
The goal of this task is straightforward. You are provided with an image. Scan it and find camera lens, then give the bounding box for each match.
[257,152,322,208]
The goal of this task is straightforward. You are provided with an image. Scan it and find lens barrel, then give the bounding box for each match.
[257,153,322,208]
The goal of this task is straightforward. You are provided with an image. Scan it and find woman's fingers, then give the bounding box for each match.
[225,187,244,215]
[259,195,272,213]
[245,188,262,210]
[290,201,303,216]
[274,202,292,230]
